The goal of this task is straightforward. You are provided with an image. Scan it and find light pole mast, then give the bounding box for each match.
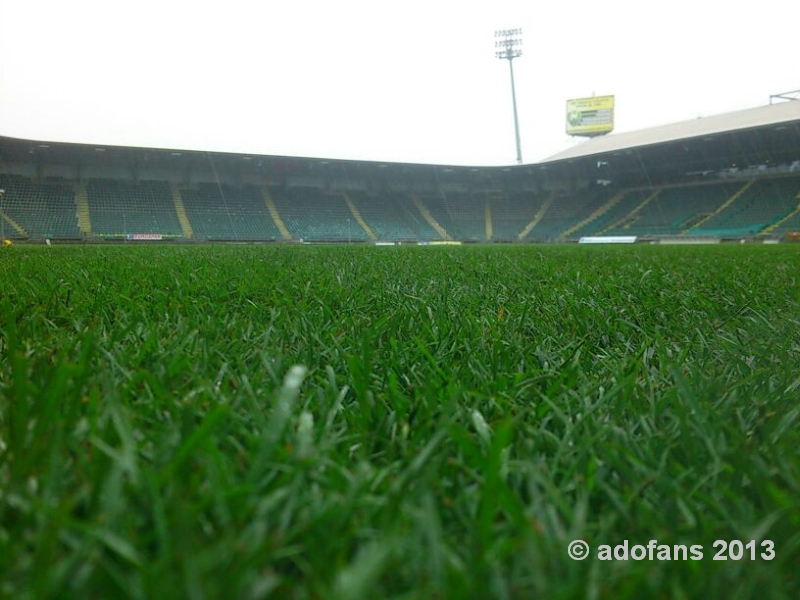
[495,29,523,164]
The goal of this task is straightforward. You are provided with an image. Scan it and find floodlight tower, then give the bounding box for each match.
[495,29,523,164]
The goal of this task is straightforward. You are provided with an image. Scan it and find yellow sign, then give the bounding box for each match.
[566,95,614,136]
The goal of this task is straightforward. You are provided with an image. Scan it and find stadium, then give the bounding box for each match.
[1,35,799,600]
[2,99,800,244]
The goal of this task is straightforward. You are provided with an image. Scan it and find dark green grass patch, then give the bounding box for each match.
[1,244,798,599]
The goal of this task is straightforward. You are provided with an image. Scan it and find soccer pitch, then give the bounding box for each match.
[1,244,798,598]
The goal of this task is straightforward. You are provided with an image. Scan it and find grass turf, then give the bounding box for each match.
[0,243,798,599]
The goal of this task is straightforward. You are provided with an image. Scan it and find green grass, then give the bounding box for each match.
[1,243,798,599]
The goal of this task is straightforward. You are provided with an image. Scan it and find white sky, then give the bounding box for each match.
[0,0,797,166]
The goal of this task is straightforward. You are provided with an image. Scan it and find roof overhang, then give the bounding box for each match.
[542,101,800,163]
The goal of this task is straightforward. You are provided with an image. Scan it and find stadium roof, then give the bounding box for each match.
[2,99,799,192]
[542,101,800,163]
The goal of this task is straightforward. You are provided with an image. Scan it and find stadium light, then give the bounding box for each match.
[495,29,523,165]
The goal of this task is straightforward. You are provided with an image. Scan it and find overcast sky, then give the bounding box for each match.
[0,0,797,166]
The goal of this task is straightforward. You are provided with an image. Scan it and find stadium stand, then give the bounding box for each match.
[3,173,800,243]
[769,209,800,236]
[87,179,182,237]
[570,189,653,238]
[530,191,599,241]
[348,192,439,242]
[341,193,377,241]
[418,192,485,242]
[181,183,283,241]
[410,194,452,241]
[0,174,79,239]
[502,193,553,241]
[598,189,661,236]
[617,183,741,236]
[692,176,800,236]
[1,101,798,243]
[270,187,365,242]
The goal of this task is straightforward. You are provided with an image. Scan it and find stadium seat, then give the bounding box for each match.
[0,174,80,239]
[87,179,182,237]
[181,183,282,241]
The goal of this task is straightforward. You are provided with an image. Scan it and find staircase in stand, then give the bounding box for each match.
[171,184,194,239]
[684,179,755,233]
[517,194,554,241]
[75,182,92,236]
[411,194,451,240]
[261,187,292,240]
[344,193,377,241]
